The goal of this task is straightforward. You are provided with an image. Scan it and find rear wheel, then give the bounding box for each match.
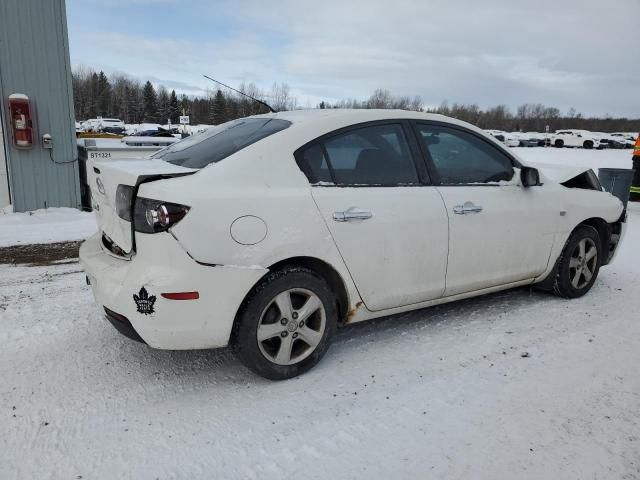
[552,226,601,298]
[233,267,337,380]
[554,139,564,148]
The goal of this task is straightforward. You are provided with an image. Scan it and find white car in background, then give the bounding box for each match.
[485,130,519,147]
[551,129,600,149]
[80,110,626,379]
[610,132,636,148]
[98,118,126,134]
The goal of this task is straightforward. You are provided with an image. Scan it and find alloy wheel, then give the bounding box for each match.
[569,238,598,289]
[256,288,326,366]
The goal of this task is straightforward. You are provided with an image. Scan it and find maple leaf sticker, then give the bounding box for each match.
[133,287,156,315]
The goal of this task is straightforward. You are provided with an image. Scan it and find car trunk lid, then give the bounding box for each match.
[88,158,196,254]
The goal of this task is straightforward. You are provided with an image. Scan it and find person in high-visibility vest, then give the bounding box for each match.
[632,133,640,202]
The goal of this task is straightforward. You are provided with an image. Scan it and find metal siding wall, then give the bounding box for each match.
[0,0,80,212]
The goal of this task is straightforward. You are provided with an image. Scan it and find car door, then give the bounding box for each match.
[295,122,449,312]
[413,122,558,297]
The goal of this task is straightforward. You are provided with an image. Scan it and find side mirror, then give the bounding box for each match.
[521,166,541,187]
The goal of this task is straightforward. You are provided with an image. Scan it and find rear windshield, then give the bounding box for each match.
[151,118,291,169]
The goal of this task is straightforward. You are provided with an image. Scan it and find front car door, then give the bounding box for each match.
[295,121,449,312]
[413,122,558,297]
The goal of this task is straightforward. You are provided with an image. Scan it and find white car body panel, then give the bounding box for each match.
[80,109,626,350]
[311,186,449,311]
[436,180,557,296]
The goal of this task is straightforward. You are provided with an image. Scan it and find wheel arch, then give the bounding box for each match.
[266,256,350,323]
[232,256,352,338]
[536,216,610,291]
[577,217,610,261]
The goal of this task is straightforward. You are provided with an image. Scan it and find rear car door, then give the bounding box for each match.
[296,121,449,312]
[413,122,557,297]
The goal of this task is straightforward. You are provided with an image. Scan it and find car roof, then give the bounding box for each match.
[251,108,488,145]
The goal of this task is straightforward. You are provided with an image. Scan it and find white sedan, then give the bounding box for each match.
[80,110,626,379]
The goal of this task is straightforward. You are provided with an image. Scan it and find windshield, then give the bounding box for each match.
[151,118,291,169]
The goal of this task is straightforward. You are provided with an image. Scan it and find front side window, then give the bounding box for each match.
[152,118,291,169]
[297,124,419,186]
[416,124,514,184]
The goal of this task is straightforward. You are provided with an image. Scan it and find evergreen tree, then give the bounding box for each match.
[168,90,180,124]
[157,87,169,124]
[127,82,142,123]
[96,71,111,116]
[142,81,157,122]
[210,89,227,125]
[87,72,100,118]
[179,94,190,118]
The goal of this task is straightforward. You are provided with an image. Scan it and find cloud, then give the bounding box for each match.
[67,0,640,116]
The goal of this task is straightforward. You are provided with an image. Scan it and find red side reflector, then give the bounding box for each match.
[161,291,200,300]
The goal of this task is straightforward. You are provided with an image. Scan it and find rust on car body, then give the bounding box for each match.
[345,301,364,323]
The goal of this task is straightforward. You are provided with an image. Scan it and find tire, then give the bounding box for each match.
[583,140,594,149]
[554,139,564,148]
[232,266,338,380]
[552,225,602,298]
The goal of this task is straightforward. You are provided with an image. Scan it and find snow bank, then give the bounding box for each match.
[0,208,96,247]
[517,147,633,172]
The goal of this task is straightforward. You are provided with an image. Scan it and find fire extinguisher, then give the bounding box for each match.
[8,93,34,149]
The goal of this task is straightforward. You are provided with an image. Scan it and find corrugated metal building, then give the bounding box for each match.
[0,0,80,212]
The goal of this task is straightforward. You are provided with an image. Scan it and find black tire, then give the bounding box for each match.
[554,139,564,148]
[583,140,594,149]
[552,225,602,298]
[232,266,338,380]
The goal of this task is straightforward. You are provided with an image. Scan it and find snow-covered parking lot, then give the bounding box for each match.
[1,149,638,479]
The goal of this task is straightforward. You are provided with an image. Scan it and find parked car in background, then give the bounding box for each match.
[551,130,599,149]
[592,132,628,149]
[610,133,635,148]
[524,132,550,147]
[512,132,540,147]
[80,109,626,379]
[485,130,519,147]
[98,118,126,134]
[82,118,101,132]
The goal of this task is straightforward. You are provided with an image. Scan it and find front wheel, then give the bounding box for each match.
[232,267,338,380]
[553,225,601,298]
[583,140,594,149]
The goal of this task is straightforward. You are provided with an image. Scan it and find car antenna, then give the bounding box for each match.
[203,75,276,113]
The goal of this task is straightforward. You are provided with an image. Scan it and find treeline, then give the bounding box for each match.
[321,89,640,133]
[72,67,295,125]
[72,68,639,133]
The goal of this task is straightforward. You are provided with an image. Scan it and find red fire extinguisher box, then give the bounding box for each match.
[7,93,35,149]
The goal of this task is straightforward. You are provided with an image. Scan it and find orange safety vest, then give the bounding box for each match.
[632,133,640,197]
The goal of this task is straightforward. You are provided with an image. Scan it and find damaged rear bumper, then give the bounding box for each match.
[80,232,268,349]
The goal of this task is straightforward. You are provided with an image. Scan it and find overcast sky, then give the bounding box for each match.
[66,0,639,117]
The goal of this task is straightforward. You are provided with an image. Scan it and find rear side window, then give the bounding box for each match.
[152,118,291,169]
[297,144,332,183]
[297,124,419,186]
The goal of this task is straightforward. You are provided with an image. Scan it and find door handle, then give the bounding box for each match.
[453,201,483,215]
[333,207,373,222]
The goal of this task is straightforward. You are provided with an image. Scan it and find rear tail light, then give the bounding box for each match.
[134,197,190,233]
[116,185,134,221]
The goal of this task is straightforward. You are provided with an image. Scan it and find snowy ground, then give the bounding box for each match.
[0,207,96,247]
[1,148,639,479]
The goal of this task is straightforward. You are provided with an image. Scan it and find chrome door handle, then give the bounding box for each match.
[453,201,483,215]
[333,207,373,222]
